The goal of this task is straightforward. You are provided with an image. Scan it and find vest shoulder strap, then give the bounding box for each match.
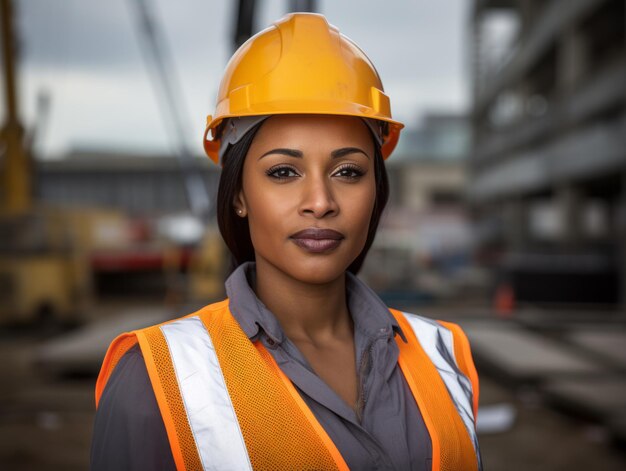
[95,332,138,407]
[438,320,480,419]
[390,308,481,471]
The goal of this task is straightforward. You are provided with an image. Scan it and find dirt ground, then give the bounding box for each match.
[478,377,626,470]
[0,327,625,470]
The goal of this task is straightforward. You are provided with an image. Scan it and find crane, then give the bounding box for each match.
[1,0,31,214]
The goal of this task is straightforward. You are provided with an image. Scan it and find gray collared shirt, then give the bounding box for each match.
[91,262,432,470]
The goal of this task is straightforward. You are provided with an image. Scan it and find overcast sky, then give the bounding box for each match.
[6,0,470,158]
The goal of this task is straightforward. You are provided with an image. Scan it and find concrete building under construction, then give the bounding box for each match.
[468,0,626,308]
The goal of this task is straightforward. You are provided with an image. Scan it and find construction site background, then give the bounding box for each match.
[1,0,625,469]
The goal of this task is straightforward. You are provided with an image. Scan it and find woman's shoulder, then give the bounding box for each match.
[97,344,155,416]
[91,344,177,470]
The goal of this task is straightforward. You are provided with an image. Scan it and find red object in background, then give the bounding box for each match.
[494,283,515,318]
[91,246,193,272]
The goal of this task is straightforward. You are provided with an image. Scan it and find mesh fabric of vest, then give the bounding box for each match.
[200,304,344,470]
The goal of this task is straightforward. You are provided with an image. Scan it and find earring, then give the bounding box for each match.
[237,209,244,216]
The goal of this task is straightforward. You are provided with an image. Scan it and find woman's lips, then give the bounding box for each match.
[289,228,344,253]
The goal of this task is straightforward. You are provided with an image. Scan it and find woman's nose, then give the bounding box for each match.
[298,174,339,218]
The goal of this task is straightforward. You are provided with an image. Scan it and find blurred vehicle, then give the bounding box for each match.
[0,205,129,326]
[0,207,89,325]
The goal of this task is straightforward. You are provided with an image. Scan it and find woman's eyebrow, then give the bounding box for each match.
[331,147,370,159]
[259,148,303,160]
[258,146,370,160]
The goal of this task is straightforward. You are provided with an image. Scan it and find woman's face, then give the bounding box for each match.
[235,114,377,284]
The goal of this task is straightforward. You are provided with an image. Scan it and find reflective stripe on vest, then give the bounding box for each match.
[395,310,481,469]
[161,316,252,471]
[96,301,481,471]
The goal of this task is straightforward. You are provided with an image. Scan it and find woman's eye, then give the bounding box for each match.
[333,165,365,179]
[266,166,300,180]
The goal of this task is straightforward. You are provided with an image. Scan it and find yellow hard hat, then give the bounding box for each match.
[203,12,404,164]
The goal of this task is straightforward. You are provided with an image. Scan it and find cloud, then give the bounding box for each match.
[18,0,232,71]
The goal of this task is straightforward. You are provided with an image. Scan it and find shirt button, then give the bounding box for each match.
[266,338,276,347]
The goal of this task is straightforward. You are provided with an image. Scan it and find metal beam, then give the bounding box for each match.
[289,0,317,12]
[233,0,257,51]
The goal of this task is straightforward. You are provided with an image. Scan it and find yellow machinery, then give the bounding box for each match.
[0,207,88,325]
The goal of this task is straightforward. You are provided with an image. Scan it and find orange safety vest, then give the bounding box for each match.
[96,299,481,471]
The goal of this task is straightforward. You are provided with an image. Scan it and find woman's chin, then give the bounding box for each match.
[257,255,352,286]
[295,269,345,286]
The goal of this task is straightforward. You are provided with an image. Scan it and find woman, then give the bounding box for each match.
[91,13,481,471]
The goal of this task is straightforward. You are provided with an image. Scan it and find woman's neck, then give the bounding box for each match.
[252,258,353,344]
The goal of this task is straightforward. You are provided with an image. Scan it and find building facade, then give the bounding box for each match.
[469,0,626,307]
[37,150,220,217]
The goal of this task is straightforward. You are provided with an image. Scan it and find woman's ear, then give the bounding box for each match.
[233,191,248,218]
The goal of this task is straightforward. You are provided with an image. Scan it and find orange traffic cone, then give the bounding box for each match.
[494,283,515,318]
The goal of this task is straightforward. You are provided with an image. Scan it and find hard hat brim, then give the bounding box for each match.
[203,111,403,164]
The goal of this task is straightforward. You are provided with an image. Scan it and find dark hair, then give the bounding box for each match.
[217,121,389,275]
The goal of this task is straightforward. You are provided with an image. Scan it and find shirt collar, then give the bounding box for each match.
[224,262,284,344]
[225,262,406,344]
